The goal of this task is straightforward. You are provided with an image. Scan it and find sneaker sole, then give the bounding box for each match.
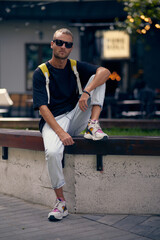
[48,211,69,222]
[48,215,62,221]
[84,134,109,141]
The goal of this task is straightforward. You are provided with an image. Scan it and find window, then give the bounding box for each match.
[26,44,52,91]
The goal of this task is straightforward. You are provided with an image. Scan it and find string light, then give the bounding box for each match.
[122,0,159,35]
[126,14,154,34]
[1,1,51,15]
[129,14,157,34]
[155,24,160,29]
[140,15,145,20]
[129,18,134,23]
[141,29,146,34]
[1,0,160,36]
[136,29,141,34]
[144,17,149,22]
[0,1,53,27]
[145,25,150,31]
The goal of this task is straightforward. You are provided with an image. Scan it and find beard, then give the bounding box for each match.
[54,51,70,60]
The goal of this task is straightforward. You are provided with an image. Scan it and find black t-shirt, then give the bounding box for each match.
[33,59,98,132]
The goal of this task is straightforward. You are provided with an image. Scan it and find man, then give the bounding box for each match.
[33,28,110,221]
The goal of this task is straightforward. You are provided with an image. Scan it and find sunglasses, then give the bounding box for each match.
[53,39,73,49]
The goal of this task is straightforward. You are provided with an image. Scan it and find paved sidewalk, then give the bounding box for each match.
[0,193,160,240]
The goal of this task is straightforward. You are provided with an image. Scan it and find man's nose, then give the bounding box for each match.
[61,43,66,48]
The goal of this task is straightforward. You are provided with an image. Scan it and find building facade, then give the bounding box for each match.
[0,0,160,97]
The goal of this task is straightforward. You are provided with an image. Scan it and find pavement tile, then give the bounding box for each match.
[130,224,158,237]
[82,214,105,221]
[53,224,124,240]
[148,228,160,240]
[66,222,129,240]
[142,216,160,228]
[97,214,128,226]
[55,227,109,240]
[0,227,40,238]
[80,230,127,240]
[136,238,153,240]
[0,236,24,240]
[65,214,82,220]
[0,205,6,210]
[113,215,150,231]
[109,233,151,240]
[51,223,95,235]
[0,225,21,234]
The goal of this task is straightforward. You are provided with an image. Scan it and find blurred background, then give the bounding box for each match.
[0,0,160,119]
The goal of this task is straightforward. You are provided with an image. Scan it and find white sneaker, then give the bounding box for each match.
[84,119,109,141]
[48,198,68,221]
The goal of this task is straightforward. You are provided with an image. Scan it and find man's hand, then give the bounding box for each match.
[39,105,75,146]
[79,92,89,112]
[58,131,75,146]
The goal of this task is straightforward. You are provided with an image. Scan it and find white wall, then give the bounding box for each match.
[0,20,80,93]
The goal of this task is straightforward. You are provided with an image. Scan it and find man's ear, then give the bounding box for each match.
[51,41,53,49]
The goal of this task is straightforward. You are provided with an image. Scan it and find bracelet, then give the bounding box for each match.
[83,90,90,97]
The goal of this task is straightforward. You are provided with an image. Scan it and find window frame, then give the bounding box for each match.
[25,43,51,91]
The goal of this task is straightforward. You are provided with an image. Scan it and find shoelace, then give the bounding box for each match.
[52,199,65,212]
[90,120,103,133]
[52,199,60,212]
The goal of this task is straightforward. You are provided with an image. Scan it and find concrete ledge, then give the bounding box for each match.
[0,129,160,214]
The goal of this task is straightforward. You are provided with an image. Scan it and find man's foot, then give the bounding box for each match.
[48,198,68,221]
[84,119,109,141]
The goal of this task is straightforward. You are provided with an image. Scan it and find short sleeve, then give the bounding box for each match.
[32,68,48,110]
[77,61,99,88]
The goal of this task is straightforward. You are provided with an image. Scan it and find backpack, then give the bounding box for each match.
[38,59,82,104]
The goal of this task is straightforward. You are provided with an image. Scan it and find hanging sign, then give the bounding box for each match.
[102,31,130,59]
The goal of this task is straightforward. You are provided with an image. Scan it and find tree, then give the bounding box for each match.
[117,0,160,34]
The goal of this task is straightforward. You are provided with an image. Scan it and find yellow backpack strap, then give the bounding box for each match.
[38,63,50,78]
[70,59,77,71]
[38,63,50,104]
[70,59,82,95]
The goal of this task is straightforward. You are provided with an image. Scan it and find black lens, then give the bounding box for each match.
[55,40,63,46]
[53,39,73,48]
[65,42,73,49]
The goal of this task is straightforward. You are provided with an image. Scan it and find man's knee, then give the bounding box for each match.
[45,146,63,162]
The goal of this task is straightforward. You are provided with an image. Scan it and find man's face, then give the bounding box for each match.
[51,33,73,60]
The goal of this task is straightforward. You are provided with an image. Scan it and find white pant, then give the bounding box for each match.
[42,75,106,189]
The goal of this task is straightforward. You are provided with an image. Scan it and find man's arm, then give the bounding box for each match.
[39,105,75,146]
[79,67,111,111]
[85,67,110,92]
